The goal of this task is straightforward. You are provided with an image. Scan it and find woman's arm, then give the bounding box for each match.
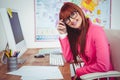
[57,19,74,62]
[59,36,73,62]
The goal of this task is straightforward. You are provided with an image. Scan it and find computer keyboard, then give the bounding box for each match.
[38,48,62,55]
[50,53,64,66]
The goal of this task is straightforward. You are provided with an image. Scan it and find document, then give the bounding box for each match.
[70,63,83,77]
[7,66,63,80]
[70,64,75,77]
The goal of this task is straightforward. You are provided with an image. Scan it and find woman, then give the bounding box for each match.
[57,2,113,80]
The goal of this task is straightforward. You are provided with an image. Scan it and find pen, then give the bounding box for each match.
[13,51,16,57]
[5,52,10,58]
[9,49,12,57]
[15,51,20,57]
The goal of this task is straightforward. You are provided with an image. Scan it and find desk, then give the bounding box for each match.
[0,48,71,80]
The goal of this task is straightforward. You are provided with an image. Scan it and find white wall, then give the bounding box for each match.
[111,0,120,29]
[0,0,61,48]
[0,0,120,48]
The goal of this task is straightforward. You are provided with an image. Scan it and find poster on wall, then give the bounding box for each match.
[34,0,111,41]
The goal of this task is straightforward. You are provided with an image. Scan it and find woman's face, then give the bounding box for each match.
[64,11,82,29]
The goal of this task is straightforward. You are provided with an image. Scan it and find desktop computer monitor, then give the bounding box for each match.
[0,8,27,57]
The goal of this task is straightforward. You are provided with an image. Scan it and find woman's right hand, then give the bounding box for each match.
[57,19,67,34]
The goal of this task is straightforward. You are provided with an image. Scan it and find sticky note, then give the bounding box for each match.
[7,8,13,18]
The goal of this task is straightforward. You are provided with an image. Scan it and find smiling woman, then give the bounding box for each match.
[57,2,113,80]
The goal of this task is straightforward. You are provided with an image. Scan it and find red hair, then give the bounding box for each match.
[59,2,89,63]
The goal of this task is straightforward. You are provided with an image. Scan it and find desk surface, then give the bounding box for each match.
[0,48,71,80]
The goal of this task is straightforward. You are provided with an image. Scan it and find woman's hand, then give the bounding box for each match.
[57,19,67,34]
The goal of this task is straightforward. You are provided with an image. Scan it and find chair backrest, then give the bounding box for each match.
[105,29,120,80]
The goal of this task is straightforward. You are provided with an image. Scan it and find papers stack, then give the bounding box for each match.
[7,66,63,80]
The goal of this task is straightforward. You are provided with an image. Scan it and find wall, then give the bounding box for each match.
[111,0,120,29]
[0,0,61,48]
[0,0,120,48]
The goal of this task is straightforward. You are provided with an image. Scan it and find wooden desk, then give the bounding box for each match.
[0,48,71,80]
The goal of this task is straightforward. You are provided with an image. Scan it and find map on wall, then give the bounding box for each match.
[34,0,111,41]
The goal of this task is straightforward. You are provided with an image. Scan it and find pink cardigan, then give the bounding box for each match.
[59,22,113,77]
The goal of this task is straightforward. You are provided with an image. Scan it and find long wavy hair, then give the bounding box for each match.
[59,2,89,63]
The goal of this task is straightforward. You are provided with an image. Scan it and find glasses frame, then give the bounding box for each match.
[64,11,78,24]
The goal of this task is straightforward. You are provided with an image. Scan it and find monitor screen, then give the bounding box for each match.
[8,12,24,44]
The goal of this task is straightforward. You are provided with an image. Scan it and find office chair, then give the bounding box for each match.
[80,29,120,80]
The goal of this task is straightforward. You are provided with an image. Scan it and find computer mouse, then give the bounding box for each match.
[34,54,45,58]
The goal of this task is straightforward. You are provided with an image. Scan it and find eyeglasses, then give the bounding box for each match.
[64,11,78,24]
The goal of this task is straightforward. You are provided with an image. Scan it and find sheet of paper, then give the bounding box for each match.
[70,64,75,77]
[21,76,48,80]
[70,63,82,77]
[7,66,63,80]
